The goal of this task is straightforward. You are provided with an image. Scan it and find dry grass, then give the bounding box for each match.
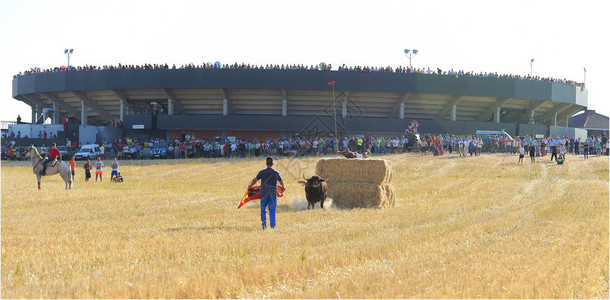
[1,153,608,298]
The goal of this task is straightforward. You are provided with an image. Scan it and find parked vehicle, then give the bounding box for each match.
[57,146,78,160]
[150,142,168,159]
[73,144,101,160]
[475,130,514,141]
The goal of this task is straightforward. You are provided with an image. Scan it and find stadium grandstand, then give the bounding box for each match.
[11,62,588,144]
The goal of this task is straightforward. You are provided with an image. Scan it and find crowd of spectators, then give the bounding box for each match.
[411,134,609,158]
[3,129,608,161]
[88,131,608,162]
[14,61,584,89]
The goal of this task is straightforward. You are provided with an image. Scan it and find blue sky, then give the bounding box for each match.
[1,0,608,123]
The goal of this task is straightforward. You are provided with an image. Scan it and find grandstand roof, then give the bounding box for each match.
[12,68,588,129]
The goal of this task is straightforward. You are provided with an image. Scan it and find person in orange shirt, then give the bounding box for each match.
[68,156,76,182]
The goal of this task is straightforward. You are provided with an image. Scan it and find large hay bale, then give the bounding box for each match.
[316,158,393,185]
[383,184,396,207]
[327,182,388,208]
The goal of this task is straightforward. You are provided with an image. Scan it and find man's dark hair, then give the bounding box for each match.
[51,143,56,147]
[266,156,273,166]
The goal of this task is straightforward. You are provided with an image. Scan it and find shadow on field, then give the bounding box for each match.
[165,225,254,233]
[240,197,333,211]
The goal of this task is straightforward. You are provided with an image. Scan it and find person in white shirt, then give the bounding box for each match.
[99,145,105,160]
[518,146,525,164]
[476,139,483,156]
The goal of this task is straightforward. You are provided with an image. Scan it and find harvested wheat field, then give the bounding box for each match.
[1,153,608,298]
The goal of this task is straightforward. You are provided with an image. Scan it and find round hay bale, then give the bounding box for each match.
[326,182,387,209]
[316,158,393,185]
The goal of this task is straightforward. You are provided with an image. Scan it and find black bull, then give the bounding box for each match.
[298,175,327,209]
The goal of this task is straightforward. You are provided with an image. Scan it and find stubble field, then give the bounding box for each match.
[1,153,608,298]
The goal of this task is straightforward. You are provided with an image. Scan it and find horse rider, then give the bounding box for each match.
[42,143,62,175]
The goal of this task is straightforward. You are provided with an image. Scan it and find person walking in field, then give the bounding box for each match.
[95,157,104,182]
[529,145,536,163]
[247,157,285,230]
[110,157,120,182]
[84,159,92,182]
[68,156,76,182]
[550,137,558,162]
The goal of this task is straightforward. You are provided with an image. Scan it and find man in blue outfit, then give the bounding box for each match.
[248,156,285,230]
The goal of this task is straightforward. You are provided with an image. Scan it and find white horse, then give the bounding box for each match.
[24,145,73,190]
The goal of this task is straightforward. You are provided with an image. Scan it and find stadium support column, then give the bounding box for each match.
[559,105,583,127]
[389,93,410,119]
[541,103,570,127]
[81,101,87,127]
[341,91,350,118]
[37,105,43,123]
[161,89,185,115]
[53,102,60,124]
[437,95,464,121]
[120,100,125,120]
[113,90,134,121]
[220,89,232,116]
[524,100,547,123]
[282,89,287,117]
[494,107,501,123]
[167,98,174,115]
[451,105,457,121]
[31,107,36,124]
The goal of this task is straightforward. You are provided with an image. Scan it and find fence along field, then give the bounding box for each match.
[1,154,608,298]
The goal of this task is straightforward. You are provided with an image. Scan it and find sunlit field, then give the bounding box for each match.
[1,153,608,298]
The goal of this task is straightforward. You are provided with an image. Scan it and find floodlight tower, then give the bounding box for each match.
[404,49,418,69]
[529,58,534,77]
[64,49,74,68]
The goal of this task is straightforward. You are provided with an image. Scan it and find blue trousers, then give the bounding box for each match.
[260,196,277,228]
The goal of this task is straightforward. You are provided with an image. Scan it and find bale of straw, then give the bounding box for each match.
[383,184,396,207]
[327,182,387,208]
[316,158,393,185]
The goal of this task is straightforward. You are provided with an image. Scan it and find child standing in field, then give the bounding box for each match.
[84,159,92,182]
[518,146,524,164]
[68,156,76,182]
[110,157,119,182]
[95,157,104,182]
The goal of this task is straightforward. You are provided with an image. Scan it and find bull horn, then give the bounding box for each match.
[302,174,306,180]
